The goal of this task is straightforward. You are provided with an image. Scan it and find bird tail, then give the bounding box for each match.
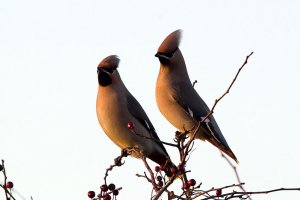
[205,135,239,163]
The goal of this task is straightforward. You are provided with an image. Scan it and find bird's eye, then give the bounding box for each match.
[164,52,174,58]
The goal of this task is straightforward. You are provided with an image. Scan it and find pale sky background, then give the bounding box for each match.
[1,0,300,199]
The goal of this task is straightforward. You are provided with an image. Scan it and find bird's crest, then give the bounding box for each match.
[157,29,182,54]
[98,55,120,70]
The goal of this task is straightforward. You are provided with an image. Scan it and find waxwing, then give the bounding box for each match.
[96,55,172,166]
[155,30,238,162]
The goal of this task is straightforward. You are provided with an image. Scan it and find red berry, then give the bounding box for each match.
[170,167,177,174]
[216,188,222,196]
[127,122,134,129]
[156,176,162,181]
[188,179,196,187]
[113,190,119,196]
[158,180,163,187]
[154,166,160,172]
[108,183,115,191]
[177,165,185,172]
[100,184,108,192]
[103,194,111,200]
[87,191,95,198]
[6,181,13,189]
[183,182,190,190]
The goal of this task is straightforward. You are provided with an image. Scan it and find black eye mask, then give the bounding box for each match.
[155,48,178,65]
[97,68,112,86]
[157,56,170,65]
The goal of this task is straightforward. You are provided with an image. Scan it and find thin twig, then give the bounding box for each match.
[191,183,245,199]
[182,52,254,164]
[0,160,16,200]
[103,148,130,184]
[202,52,254,122]
[221,152,251,199]
[136,172,152,183]
[199,187,300,200]
[152,175,177,200]
[141,156,159,192]
[192,80,198,87]
[2,160,9,200]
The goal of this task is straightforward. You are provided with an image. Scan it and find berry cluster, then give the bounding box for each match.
[154,164,198,192]
[155,164,186,177]
[154,165,166,188]
[87,183,119,200]
[183,179,196,190]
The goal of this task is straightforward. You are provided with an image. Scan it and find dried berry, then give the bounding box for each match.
[100,184,108,192]
[188,179,196,187]
[108,183,116,191]
[87,191,95,198]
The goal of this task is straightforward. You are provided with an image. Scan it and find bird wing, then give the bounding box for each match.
[172,81,231,149]
[126,91,169,155]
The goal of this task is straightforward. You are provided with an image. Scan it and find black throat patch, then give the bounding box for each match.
[98,69,112,87]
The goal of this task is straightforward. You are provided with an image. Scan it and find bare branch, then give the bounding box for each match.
[192,183,245,199]
[136,172,152,183]
[141,156,159,192]
[152,175,177,200]
[202,51,254,122]
[0,160,16,200]
[199,187,300,200]
[182,52,254,165]
[221,152,250,199]
[103,148,130,184]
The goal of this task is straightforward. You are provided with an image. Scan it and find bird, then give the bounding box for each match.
[96,55,173,167]
[155,30,238,163]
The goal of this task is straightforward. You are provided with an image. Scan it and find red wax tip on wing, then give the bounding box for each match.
[127,122,134,129]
